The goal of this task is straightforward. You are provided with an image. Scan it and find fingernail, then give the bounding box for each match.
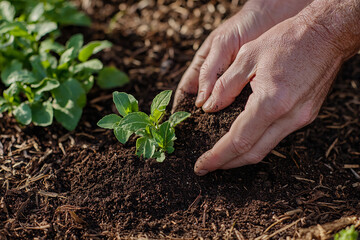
[195,169,209,176]
[202,96,213,111]
[195,92,205,106]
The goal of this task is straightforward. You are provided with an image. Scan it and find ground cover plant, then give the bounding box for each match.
[98,90,190,162]
[0,0,359,239]
[334,225,359,240]
[0,0,128,130]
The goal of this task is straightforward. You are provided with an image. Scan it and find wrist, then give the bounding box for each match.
[298,0,360,59]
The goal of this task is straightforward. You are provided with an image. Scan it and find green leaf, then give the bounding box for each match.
[0,1,15,21]
[66,34,83,53]
[114,126,133,144]
[33,78,60,95]
[158,121,176,151]
[58,34,83,68]
[120,112,150,132]
[52,79,86,130]
[58,47,75,69]
[113,92,138,117]
[6,70,38,85]
[30,22,58,40]
[128,94,139,113]
[39,39,65,54]
[151,127,163,146]
[0,22,28,36]
[31,101,53,126]
[97,66,129,89]
[0,104,9,113]
[166,144,175,154]
[150,108,164,124]
[1,60,22,86]
[52,78,86,108]
[53,102,82,131]
[28,3,44,22]
[46,3,91,26]
[0,97,9,113]
[78,40,112,62]
[30,55,47,81]
[150,90,172,115]
[136,137,156,159]
[40,52,58,69]
[72,59,103,74]
[153,151,166,162]
[169,111,191,127]
[81,75,94,93]
[13,102,32,125]
[334,225,358,240]
[3,83,20,103]
[97,114,122,129]
[0,34,14,48]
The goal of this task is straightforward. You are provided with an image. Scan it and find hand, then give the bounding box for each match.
[192,4,359,175]
[173,0,313,110]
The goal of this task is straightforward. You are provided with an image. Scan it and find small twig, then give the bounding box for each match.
[349,168,360,180]
[202,203,208,227]
[292,175,315,183]
[264,216,291,233]
[325,138,338,158]
[344,164,360,169]
[75,132,96,139]
[271,150,286,159]
[187,192,201,211]
[38,190,67,199]
[58,142,66,156]
[256,218,304,240]
[90,94,112,104]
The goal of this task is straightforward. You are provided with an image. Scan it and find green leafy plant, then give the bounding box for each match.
[334,225,359,240]
[6,0,91,26]
[97,90,190,162]
[0,1,129,130]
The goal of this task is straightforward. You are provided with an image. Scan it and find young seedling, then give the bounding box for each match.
[97,90,191,162]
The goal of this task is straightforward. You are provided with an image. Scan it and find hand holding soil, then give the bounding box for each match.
[174,0,360,176]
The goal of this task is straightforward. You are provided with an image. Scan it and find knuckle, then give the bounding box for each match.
[295,105,317,128]
[199,62,210,82]
[194,52,207,62]
[237,43,251,59]
[213,78,226,95]
[212,34,227,44]
[244,152,263,165]
[230,136,253,156]
[262,90,295,119]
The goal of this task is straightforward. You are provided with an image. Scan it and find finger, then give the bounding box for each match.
[202,45,257,112]
[220,106,316,169]
[194,92,284,175]
[172,37,213,112]
[220,117,295,169]
[196,35,239,107]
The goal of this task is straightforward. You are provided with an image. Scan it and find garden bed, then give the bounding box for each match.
[1,0,359,239]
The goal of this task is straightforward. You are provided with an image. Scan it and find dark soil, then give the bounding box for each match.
[1,1,360,239]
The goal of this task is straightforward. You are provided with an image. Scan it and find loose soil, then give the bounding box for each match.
[1,1,359,239]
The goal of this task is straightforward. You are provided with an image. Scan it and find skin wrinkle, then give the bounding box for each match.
[302,0,360,56]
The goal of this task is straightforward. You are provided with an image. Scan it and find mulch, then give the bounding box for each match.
[1,0,359,239]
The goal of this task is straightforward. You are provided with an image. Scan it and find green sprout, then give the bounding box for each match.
[97,90,191,162]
